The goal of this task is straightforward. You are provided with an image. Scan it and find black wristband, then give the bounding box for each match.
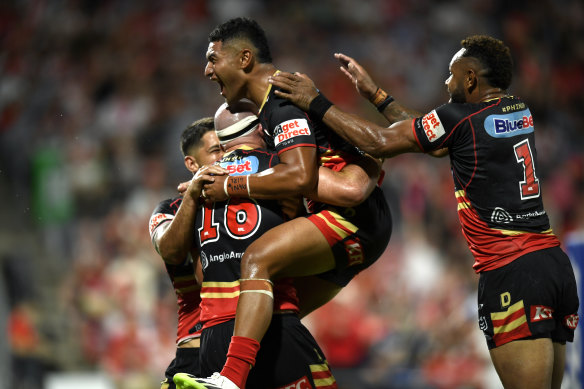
[308,93,333,121]
[377,95,394,112]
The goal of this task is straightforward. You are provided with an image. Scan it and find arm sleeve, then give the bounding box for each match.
[412,103,461,152]
[267,99,317,155]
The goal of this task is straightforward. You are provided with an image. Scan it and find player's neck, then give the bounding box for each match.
[247,63,277,107]
[477,86,507,103]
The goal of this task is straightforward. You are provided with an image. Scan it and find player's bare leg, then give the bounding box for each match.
[293,276,342,318]
[489,337,555,389]
[235,216,335,341]
[201,217,335,388]
[551,342,566,389]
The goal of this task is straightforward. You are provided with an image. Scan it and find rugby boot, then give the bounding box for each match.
[174,372,239,389]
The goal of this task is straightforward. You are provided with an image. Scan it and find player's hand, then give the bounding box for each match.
[269,72,319,111]
[202,173,229,202]
[334,53,378,101]
[178,165,228,201]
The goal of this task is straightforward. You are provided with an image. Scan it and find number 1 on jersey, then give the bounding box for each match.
[513,139,540,200]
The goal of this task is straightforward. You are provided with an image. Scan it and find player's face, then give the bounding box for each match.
[205,41,245,105]
[446,49,467,104]
[193,131,223,166]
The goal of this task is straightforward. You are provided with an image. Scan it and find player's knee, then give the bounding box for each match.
[240,249,272,279]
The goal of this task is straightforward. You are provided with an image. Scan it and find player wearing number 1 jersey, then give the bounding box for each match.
[270,35,579,389]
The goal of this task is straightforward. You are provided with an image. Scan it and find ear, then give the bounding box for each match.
[184,156,199,174]
[466,69,478,93]
[240,49,253,70]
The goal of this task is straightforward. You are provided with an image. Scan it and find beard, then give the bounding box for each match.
[449,84,466,104]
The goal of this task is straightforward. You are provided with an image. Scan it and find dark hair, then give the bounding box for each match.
[180,117,214,156]
[461,35,513,90]
[208,17,272,63]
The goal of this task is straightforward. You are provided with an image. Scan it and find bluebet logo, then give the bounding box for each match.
[220,156,259,176]
[485,109,534,138]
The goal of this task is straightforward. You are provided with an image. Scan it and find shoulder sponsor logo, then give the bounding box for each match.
[273,118,310,147]
[485,109,534,138]
[421,110,445,142]
[219,156,260,176]
[530,305,553,322]
[564,314,579,330]
[490,207,513,224]
[149,213,172,235]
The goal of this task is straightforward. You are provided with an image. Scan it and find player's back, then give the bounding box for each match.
[196,147,298,328]
[417,96,560,271]
[259,81,363,168]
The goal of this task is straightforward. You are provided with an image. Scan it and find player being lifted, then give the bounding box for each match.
[178,17,392,389]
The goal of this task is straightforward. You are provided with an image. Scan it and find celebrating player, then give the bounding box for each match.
[149,118,224,389]
[187,17,392,389]
[269,35,580,389]
[173,100,337,389]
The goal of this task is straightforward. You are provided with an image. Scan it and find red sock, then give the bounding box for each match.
[220,336,261,388]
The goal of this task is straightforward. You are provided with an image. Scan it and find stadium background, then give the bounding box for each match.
[1,1,583,388]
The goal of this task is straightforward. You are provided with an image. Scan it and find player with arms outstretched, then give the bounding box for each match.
[269,35,580,389]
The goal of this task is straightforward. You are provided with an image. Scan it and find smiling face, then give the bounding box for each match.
[193,131,223,167]
[205,40,247,105]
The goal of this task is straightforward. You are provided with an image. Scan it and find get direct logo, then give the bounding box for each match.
[273,118,310,147]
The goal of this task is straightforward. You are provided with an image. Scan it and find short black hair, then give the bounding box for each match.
[461,35,513,90]
[180,117,214,156]
[208,17,272,63]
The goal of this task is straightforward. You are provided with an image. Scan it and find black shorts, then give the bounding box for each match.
[200,314,336,389]
[161,347,200,389]
[478,246,579,349]
[309,187,392,286]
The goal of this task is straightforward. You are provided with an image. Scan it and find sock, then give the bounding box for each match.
[220,336,261,388]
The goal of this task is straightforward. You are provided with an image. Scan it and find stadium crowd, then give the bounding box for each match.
[1,1,583,388]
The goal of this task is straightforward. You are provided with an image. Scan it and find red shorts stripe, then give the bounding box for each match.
[307,213,343,247]
[494,321,532,347]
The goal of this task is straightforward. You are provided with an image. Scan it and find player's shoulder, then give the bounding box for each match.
[262,85,307,120]
[152,196,182,215]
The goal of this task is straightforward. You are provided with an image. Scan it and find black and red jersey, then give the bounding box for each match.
[412,96,560,272]
[259,74,363,171]
[195,147,300,329]
[149,197,202,345]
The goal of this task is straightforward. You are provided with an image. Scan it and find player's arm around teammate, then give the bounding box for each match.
[269,38,579,389]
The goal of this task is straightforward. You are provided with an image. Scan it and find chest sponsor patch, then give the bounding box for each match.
[421,110,445,142]
[219,156,260,176]
[273,118,310,147]
[484,109,534,138]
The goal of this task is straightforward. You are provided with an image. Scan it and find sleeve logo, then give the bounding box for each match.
[149,213,172,235]
[421,110,445,142]
[273,118,310,147]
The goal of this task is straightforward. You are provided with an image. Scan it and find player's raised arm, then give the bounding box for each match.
[269,71,422,158]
